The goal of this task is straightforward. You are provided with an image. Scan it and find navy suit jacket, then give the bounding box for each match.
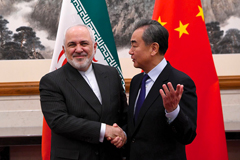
[126,62,197,160]
[40,62,128,160]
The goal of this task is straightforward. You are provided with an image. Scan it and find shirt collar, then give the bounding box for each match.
[79,64,93,76]
[147,58,167,82]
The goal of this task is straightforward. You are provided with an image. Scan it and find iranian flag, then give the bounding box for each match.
[41,0,124,159]
[152,0,228,160]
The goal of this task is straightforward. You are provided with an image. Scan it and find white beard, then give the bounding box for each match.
[67,52,95,71]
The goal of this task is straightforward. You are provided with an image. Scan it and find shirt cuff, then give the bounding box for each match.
[165,105,180,124]
[99,123,106,142]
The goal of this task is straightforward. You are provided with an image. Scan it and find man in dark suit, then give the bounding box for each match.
[40,24,128,160]
[126,19,197,160]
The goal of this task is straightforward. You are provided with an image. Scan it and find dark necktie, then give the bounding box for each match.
[134,74,149,123]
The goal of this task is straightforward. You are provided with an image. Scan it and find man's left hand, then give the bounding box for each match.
[159,82,184,112]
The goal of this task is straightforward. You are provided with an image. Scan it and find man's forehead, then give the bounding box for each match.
[66,26,89,37]
[68,25,87,32]
[130,33,143,44]
[66,29,91,41]
[67,38,90,43]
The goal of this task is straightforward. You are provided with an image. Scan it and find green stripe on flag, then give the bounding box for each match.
[70,0,125,89]
[80,0,120,67]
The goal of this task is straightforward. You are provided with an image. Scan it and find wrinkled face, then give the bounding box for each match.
[63,26,97,71]
[129,27,152,71]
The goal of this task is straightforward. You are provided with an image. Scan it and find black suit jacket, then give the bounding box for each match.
[40,62,128,160]
[126,62,197,160]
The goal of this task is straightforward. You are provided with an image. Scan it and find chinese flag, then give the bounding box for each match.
[152,0,228,160]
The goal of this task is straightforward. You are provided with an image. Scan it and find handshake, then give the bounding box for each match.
[105,123,126,148]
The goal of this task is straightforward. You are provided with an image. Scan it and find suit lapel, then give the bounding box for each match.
[64,63,102,116]
[133,63,172,132]
[128,73,143,130]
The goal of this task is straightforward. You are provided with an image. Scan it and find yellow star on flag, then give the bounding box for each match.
[158,16,167,26]
[196,5,204,21]
[174,21,189,38]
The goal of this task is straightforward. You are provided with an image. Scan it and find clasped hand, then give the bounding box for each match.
[105,123,126,148]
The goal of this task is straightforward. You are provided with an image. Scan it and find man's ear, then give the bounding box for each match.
[62,46,65,52]
[94,42,97,53]
[150,42,159,56]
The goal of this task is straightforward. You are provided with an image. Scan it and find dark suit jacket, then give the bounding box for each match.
[126,62,197,160]
[40,62,128,160]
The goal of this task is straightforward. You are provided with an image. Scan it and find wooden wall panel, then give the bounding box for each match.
[0,76,240,96]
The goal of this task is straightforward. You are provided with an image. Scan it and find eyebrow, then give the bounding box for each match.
[67,41,75,45]
[130,40,137,44]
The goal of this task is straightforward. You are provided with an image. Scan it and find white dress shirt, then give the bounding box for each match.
[135,58,180,123]
[79,64,105,142]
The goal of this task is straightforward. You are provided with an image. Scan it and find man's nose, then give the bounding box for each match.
[129,48,133,55]
[75,44,83,52]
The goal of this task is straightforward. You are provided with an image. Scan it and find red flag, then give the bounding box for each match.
[152,0,228,160]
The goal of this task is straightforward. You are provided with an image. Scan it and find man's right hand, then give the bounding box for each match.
[105,123,126,148]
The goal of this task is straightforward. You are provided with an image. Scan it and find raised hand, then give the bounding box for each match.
[159,82,184,112]
[105,123,126,148]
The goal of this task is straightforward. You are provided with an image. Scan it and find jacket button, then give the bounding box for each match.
[95,151,99,155]
[172,126,177,132]
[132,138,135,143]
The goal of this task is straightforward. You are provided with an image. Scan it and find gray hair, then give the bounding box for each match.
[63,24,95,47]
[133,19,169,55]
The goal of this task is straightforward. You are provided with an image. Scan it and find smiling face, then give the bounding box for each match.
[63,25,97,71]
[129,27,153,72]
